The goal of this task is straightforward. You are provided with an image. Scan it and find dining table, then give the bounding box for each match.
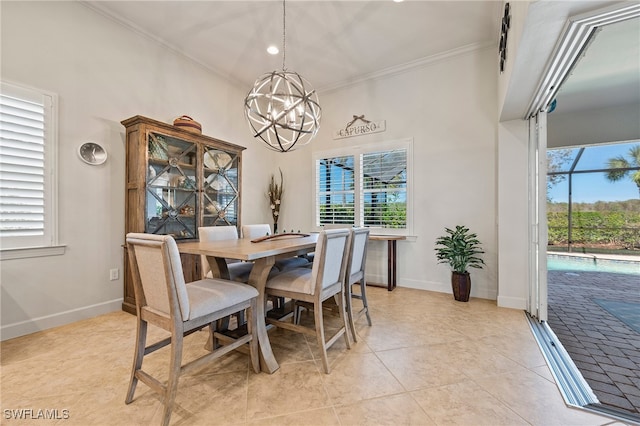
[177,232,319,374]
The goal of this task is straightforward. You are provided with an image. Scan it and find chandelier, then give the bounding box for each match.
[244,0,321,152]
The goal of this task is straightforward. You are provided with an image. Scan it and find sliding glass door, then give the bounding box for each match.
[528,112,548,322]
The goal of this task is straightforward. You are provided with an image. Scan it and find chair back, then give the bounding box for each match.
[126,233,190,321]
[347,228,370,284]
[199,225,238,241]
[311,229,350,295]
[198,226,239,276]
[241,224,272,239]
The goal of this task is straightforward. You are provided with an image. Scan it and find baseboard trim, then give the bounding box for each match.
[366,274,498,300]
[497,295,527,309]
[1,298,123,341]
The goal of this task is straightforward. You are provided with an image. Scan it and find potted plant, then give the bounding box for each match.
[434,225,485,302]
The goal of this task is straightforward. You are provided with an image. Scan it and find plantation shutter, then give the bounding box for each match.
[0,83,53,249]
[316,155,355,225]
[361,148,407,229]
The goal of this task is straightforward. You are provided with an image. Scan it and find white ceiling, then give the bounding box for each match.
[83,1,639,117]
[84,0,502,92]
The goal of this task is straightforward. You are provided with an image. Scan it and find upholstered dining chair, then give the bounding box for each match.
[293,228,372,342]
[125,233,259,426]
[198,225,253,282]
[344,227,372,342]
[265,228,352,374]
[241,223,272,239]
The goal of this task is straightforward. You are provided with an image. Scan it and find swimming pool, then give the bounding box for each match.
[547,254,640,275]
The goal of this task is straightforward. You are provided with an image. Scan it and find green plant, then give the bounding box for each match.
[435,225,485,273]
[605,144,640,197]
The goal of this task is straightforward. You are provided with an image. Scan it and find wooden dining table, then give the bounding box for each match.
[177,233,319,374]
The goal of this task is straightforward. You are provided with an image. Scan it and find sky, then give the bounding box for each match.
[547,141,640,203]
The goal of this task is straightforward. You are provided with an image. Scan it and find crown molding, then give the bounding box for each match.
[318,41,496,94]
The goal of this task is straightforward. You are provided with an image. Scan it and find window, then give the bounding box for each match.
[314,139,412,234]
[0,81,60,257]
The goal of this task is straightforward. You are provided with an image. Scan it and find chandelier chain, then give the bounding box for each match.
[282,0,286,70]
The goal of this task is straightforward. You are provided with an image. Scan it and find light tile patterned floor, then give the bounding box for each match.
[0,287,629,425]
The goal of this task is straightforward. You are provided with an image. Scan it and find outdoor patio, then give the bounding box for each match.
[547,265,640,419]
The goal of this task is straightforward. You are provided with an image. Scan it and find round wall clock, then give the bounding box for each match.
[78,142,107,165]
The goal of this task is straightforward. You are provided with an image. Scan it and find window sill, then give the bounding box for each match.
[0,245,66,260]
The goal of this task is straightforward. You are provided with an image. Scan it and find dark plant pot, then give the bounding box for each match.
[451,272,471,302]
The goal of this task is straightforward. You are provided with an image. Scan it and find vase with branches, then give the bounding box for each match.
[268,169,283,233]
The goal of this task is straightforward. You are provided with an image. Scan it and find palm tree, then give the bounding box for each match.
[605,144,640,198]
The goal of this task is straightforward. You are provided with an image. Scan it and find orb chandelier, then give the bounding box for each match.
[244,0,321,152]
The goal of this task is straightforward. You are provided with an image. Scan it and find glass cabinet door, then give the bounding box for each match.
[202,146,239,228]
[145,132,198,239]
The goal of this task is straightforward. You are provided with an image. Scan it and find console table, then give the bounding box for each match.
[369,235,406,291]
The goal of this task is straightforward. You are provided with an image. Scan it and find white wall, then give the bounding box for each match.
[274,47,500,300]
[0,1,276,339]
[1,1,518,341]
[497,119,529,309]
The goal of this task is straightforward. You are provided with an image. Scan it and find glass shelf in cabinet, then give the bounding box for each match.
[149,158,196,170]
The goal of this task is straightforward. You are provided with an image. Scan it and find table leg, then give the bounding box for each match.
[204,255,278,372]
[247,257,280,374]
[205,256,229,280]
[387,240,398,291]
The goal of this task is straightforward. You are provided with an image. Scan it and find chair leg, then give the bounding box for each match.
[125,318,147,404]
[207,321,217,351]
[247,299,260,373]
[360,279,372,326]
[337,288,352,350]
[162,331,184,426]
[345,283,357,343]
[293,302,302,325]
[314,301,331,374]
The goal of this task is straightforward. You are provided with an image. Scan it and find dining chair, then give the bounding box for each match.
[125,233,259,426]
[241,223,310,272]
[344,227,372,342]
[241,223,272,239]
[293,228,372,342]
[198,225,253,282]
[265,229,351,374]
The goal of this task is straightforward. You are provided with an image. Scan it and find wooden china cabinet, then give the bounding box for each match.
[121,115,245,314]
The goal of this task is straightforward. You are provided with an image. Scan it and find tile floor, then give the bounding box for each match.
[0,287,631,425]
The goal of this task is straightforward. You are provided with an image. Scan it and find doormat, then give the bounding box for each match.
[593,299,640,334]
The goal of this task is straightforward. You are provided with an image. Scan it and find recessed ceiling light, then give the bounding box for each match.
[393,0,404,3]
[267,45,279,55]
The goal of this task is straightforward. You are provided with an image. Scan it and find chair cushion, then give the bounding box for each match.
[186,279,258,320]
[228,262,255,280]
[274,256,310,272]
[266,268,314,295]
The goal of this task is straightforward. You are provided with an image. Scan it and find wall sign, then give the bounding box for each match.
[333,115,386,140]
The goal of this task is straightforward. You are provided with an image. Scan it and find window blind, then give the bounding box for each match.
[317,156,355,225]
[0,89,47,241]
[314,140,411,232]
[362,149,407,229]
